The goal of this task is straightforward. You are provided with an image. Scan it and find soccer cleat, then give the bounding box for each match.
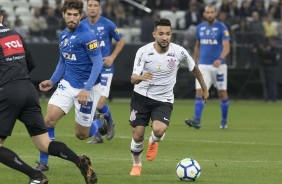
[77,155,97,184]
[34,161,49,171]
[129,165,142,176]
[146,140,158,161]
[185,119,201,129]
[220,121,228,129]
[29,172,48,184]
[87,135,103,144]
[106,121,115,140]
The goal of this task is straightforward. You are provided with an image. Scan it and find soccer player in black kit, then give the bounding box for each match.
[0,9,97,184]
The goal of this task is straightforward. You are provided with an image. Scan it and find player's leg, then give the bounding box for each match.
[97,74,115,140]
[186,65,211,128]
[216,64,229,129]
[36,79,73,170]
[129,92,150,176]
[147,102,171,161]
[74,83,102,140]
[32,133,97,183]
[130,126,146,176]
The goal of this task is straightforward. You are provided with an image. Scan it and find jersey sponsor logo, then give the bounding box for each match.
[224,30,230,37]
[0,35,24,56]
[200,39,218,45]
[86,40,98,50]
[167,53,175,57]
[62,52,77,60]
[99,40,105,47]
[115,28,121,35]
[148,52,154,56]
[0,28,10,32]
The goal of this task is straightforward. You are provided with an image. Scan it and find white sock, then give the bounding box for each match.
[150,131,165,143]
[130,138,143,166]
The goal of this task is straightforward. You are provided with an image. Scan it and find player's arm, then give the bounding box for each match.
[192,65,209,102]
[220,40,230,60]
[193,41,200,64]
[105,37,126,66]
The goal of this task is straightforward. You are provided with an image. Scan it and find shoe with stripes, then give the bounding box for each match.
[29,173,48,184]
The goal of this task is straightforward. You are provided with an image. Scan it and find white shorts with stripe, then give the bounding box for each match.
[195,64,228,90]
[100,73,113,98]
[48,79,101,127]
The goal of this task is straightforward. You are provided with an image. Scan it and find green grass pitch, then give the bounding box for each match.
[1,99,282,183]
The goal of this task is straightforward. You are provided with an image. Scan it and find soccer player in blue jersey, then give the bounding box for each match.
[35,0,105,173]
[185,4,230,129]
[81,0,125,144]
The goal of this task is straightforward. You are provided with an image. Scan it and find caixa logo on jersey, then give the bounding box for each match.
[62,52,77,61]
[0,35,24,56]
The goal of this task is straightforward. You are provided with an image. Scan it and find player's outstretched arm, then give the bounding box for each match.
[192,65,209,102]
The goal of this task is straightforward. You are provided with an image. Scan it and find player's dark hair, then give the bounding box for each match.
[204,4,217,12]
[154,18,171,28]
[62,0,84,14]
[87,0,100,3]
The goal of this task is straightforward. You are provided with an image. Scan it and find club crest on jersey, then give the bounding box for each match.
[86,40,98,50]
[115,28,120,34]
[167,58,176,70]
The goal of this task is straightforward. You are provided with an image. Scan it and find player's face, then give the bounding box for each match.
[204,7,217,23]
[63,8,82,31]
[87,0,100,18]
[153,26,172,49]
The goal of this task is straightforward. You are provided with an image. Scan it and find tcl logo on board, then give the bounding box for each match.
[0,35,25,56]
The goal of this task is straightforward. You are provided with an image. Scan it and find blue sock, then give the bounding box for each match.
[220,98,229,123]
[89,119,103,137]
[39,128,54,165]
[98,105,113,124]
[194,97,205,123]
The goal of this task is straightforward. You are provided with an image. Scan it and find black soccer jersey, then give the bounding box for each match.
[0,25,35,86]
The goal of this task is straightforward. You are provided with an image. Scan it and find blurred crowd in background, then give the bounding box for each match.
[0,0,281,46]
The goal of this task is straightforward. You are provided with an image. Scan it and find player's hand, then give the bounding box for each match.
[75,89,90,105]
[103,56,114,67]
[39,80,53,92]
[201,89,209,103]
[213,59,221,68]
[141,72,153,81]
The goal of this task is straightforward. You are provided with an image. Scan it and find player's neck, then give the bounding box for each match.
[88,15,99,24]
[207,19,216,26]
[153,43,169,54]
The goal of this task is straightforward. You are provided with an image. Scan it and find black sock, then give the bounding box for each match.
[0,147,40,178]
[48,141,79,165]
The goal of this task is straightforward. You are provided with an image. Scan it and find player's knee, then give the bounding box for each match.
[75,133,88,140]
[132,135,144,142]
[44,116,56,128]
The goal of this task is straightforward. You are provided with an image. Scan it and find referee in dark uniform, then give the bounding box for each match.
[0,10,97,184]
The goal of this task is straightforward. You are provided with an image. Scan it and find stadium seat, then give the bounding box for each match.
[29,0,43,8]
[175,11,186,29]
[15,7,32,16]
[0,0,14,8]
[13,0,30,8]
[159,10,177,28]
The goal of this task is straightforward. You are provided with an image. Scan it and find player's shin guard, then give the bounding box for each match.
[220,98,229,123]
[130,138,143,165]
[194,97,205,122]
[48,141,79,164]
[39,128,54,165]
[0,147,39,178]
[89,119,103,137]
[98,104,113,124]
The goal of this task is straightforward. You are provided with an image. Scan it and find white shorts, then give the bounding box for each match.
[48,79,101,127]
[100,73,113,98]
[195,64,228,90]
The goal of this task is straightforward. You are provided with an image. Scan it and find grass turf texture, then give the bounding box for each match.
[1,99,282,183]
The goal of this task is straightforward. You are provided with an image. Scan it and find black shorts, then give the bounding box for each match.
[129,91,173,127]
[0,80,47,137]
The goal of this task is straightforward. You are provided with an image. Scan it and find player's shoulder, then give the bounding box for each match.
[169,43,186,53]
[99,16,116,26]
[215,20,228,29]
[80,18,88,25]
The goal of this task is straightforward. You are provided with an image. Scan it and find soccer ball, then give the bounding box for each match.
[176,158,201,181]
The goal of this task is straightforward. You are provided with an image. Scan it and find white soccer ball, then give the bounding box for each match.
[176,158,201,181]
